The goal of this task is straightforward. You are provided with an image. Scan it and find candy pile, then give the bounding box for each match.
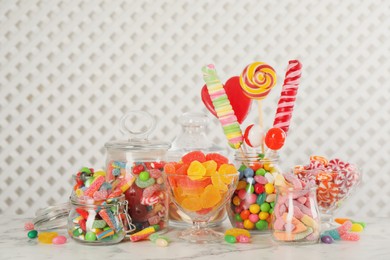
[26,223,67,245]
[272,173,320,243]
[164,151,238,218]
[123,160,168,232]
[293,156,361,212]
[228,156,280,232]
[320,220,361,243]
[224,228,251,244]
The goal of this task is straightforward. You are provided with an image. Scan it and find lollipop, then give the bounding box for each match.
[240,62,277,153]
[272,60,302,135]
[202,64,243,149]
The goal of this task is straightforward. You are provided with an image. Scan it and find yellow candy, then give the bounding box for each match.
[75,188,84,197]
[181,196,202,211]
[38,232,58,244]
[93,169,106,177]
[263,162,273,171]
[187,161,206,180]
[264,183,275,194]
[232,196,241,206]
[225,228,251,238]
[218,164,237,184]
[259,212,269,220]
[351,223,364,232]
[202,160,217,176]
[211,172,228,191]
[249,204,260,214]
[201,185,221,208]
[243,219,255,230]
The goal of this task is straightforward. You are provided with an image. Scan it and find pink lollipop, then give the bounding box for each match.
[273,60,302,135]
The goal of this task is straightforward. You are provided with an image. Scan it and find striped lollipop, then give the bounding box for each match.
[239,62,277,100]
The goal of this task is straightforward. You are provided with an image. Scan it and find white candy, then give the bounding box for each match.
[265,172,275,184]
[243,124,263,148]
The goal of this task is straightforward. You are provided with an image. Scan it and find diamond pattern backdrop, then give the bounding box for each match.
[0,0,389,218]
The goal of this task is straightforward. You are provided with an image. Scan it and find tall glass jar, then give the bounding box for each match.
[67,195,131,245]
[227,151,281,233]
[104,111,170,233]
[167,112,227,227]
[271,186,321,244]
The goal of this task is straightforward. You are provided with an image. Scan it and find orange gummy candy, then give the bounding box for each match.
[164,163,176,174]
[218,164,237,184]
[181,196,203,211]
[201,185,221,208]
[211,172,228,192]
[202,160,217,176]
[187,161,206,180]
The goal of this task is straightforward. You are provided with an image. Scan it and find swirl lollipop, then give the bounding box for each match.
[202,64,243,149]
[239,62,277,153]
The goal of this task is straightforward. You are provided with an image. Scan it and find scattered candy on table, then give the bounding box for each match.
[320,221,361,243]
[224,228,251,244]
[149,233,170,247]
[24,222,35,231]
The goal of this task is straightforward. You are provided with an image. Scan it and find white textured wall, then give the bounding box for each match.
[1,0,389,218]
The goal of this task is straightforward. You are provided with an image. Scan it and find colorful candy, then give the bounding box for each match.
[202,64,243,149]
[264,127,286,150]
[38,232,58,244]
[24,222,35,231]
[321,221,360,242]
[27,230,38,239]
[243,124,263,148]
[52,236,67,245]
[272,60,302,135]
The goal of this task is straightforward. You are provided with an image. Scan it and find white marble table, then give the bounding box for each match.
[1,216,389,260]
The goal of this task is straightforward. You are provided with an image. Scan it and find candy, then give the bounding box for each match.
[187,161,207,180]
[272,60,302,135]
[236,235,250,243]
[129,226,157,242]
[85,231,97,241]
[182,151,206,164]
[334,218,366,228]
[135,176,155,188]
[84,176,105,197]
[205,153,229,169]
[96,229,114,240]
[200,185,222,208]
[38,232,58,244]
[52,236,67,245]
[321,235,334,244]
[92,220,107,229]
[27,230,38,239]
[264,127,286,150]
[224,235,237,244]
[202,64,243,149]
[239,62,277,100]
[99,209,117,230]
[243,124,263,148]
[139,171,150,181]
[24,222,35,231]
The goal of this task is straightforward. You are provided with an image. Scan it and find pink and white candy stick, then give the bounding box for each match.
[272,60,302,135]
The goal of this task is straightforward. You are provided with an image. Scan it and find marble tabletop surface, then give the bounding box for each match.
[1,215,389,260]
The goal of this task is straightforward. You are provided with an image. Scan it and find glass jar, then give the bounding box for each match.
[271,186,320,244]
[227,151,281,233]
[67,195,132,244]
[104,111,170,233]
[167,112,227,227]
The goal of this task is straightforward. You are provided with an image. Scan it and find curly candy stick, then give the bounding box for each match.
[202,64,243,149]
[273,60,302,135]
[239,62,277,100]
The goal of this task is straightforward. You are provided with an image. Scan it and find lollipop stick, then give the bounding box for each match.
[239,146,250,167]
[257,100,265,154]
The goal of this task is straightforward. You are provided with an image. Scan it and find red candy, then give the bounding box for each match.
[205,153,229,168]
[264,127,286,150]
[181,151,206,164]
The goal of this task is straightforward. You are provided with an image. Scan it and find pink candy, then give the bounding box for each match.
[236,235,250,243]
[52,235,67,245]
[24,222,34,231]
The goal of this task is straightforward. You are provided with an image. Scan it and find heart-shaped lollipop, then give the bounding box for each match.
[201,76,252,124]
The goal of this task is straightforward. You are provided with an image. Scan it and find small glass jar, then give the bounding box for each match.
[227,151,281,233]
[167,112,227,227]
[271,186,320,244]
[104,111,170,233]
[67,195,132,245]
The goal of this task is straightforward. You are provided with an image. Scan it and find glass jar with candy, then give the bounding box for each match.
[68,194,131,244]
[227,151,281,233]
[104,111,170,234]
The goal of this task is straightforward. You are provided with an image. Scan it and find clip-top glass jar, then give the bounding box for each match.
[68,195,133,244]
[271,185,320,244]
[104,111,170,234]
[227,151,281,233]
[167,112,227,227]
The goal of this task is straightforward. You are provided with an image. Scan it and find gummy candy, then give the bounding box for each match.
[38,232,58,244]
[205,153,229,169]
[181,196,203,211]
[211,172,228,192]
[202,160,217,176]
[224,228,251,238]
[182,151,206,164]
[200,185,221,208]
[187,161,206,180]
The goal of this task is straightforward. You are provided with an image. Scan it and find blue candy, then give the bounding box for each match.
[244,168,254,178]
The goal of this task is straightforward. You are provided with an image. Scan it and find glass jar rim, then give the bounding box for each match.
[69,194,125,207]
[234,152,279,163]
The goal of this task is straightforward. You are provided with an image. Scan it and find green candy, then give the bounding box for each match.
[72,228,83,237]
[238,164,247,172]
[224,235,237,244]
[260,202,270,212]
[139,171,150,181]
[81,167,91,174]
[27,230,38,239]
[92,220,107,229]
[235,213,243,222]
[256,192,266,205]
[255,168,266,176]
[246,184,254,193]
[255,220,268,230]
[135,176,155,188]
[85,231,97,241]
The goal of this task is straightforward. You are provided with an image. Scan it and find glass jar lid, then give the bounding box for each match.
[104,111,170,151]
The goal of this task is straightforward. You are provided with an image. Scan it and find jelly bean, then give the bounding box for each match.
[238,189,247,200]
[85,231,97,241]
[255,168,266,176]
[254,183,264,194]
[260,202,271,212]
[249,204,260,214]
[243,219,255,229]
[266,194,276,203]
[38,232,58,244]
[254,175,267,185]
[225,235,237,244]
[155,238,169,247]
[235,214,243,222]
[258,212,269,220]
[73,228,83,237]
[240,210,250,220]
[264,172,274,184]
[236,222,244,228]
[248,214,259,223]
[139,171,150,181]
[264,183,274,194]
[232,196,241,206]
[237,180,247,190]
[255,220,268,230]
[321,235,334,244]
[52,236,67,245]
[350,223,364,232]
[27,230,38,239]
[24,222,34,231]
[256,192,266,205]
[244,168,254,178]
[236,235,250,243]
[246,177,255,185]
[245,194,257,205]
[246,184,255,193]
